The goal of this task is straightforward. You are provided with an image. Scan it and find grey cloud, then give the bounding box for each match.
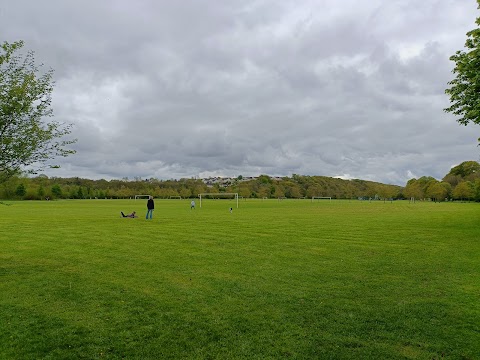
[1,0,479,184]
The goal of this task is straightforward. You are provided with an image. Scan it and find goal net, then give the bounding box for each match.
[135,195,151,200]
[198,193,239,208]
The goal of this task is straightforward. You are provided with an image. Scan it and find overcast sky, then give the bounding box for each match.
[1,0,479,185]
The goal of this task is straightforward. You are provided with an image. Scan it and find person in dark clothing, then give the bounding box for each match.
[121,211,137,218]
[146,196,154,219]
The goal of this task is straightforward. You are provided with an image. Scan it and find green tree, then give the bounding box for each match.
[443,173,462,188]
[376,184,389,202]
[452,181,475,201]
[37,185,45,198]
[179,187,192,199]
[238,184,251,199]
[377,184,398,202]
[258,175,272,184]
[447,161,480,178]
[15,183,26,197]
[256,186,269,199]
[51,184,62,198]
[474,178,480,201]
[444,1,480,141]
[404,180,423,200]
[273,184,285,198]
[305,184,322,198]
[426,182,449,202]
[0,40,76,183]
[286,183,302,198]
[441,182,452,200]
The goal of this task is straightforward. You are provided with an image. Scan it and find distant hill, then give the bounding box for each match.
[3,161,479,201]
[1,174,402,200]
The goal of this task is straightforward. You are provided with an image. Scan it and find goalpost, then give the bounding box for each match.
[135,195,151,200]
[198,193,239,208]
[312,196,332,202]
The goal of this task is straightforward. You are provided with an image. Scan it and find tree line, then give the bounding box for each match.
[1,174,400,201]
[4,161,480,202]
[404,161,480,202]
[2,161,479,201]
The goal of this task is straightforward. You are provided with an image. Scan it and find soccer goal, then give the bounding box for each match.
[198,193,239,208]
[311,196,332,202]
[135,195,151,200]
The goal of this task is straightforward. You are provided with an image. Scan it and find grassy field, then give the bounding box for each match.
[0,199,479,359]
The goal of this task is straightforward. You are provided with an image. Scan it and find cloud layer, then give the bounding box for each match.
[1,0,478,184]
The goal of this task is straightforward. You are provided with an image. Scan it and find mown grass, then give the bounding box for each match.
[0,199,479,359]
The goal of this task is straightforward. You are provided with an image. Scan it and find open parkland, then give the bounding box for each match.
[0,198,479,359]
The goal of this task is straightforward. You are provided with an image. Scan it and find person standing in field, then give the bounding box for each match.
[146,196,154,219]
[190,200,195,209]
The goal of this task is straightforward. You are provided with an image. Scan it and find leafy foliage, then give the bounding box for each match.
[3,161,480,202]
[0,174,402,201]
[0,40,76,183]
[452,181,475,200]
[405,161,480,201]
[446,160,480,178]
[444,0,480,140]
[15,183,26,197]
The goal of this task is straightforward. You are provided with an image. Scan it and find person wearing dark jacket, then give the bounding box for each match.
[146,196,154,219]
[121,211,137,218]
